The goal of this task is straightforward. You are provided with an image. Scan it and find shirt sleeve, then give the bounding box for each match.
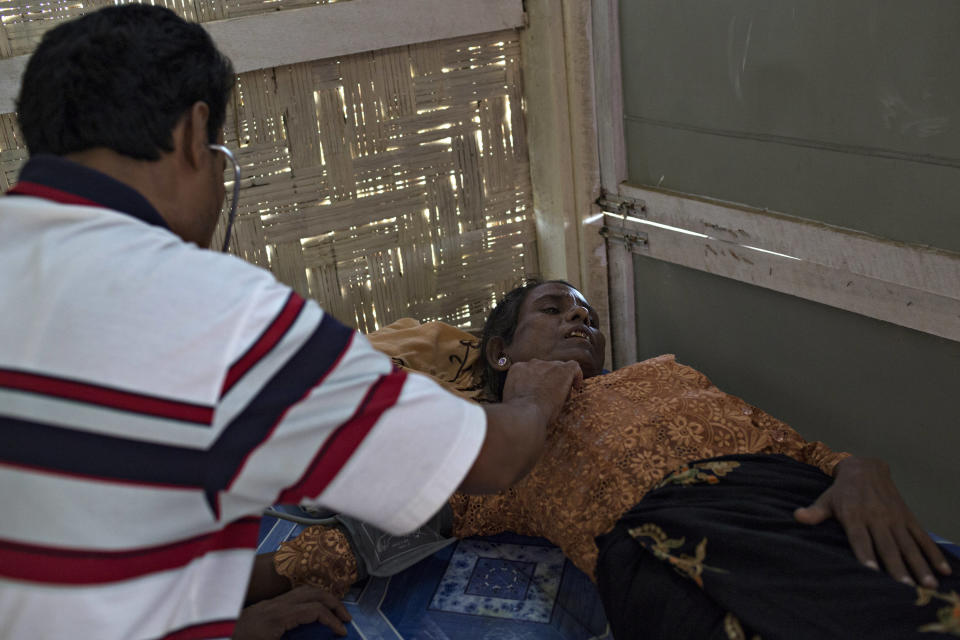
[209,283,486,535]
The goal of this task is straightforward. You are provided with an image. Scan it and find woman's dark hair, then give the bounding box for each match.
[17,5,235,160]
[477,278,575,400]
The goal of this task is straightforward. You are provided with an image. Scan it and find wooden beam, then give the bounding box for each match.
[0,0,525,114]
[591,0,632,366]
[208,0,525,74]
[521,0,615,369]
[604,219,639,368]
[621,184,960,302]
[521,0,580,286]
[605,193,960,343]
[591,0,627,195]
[560,0,612,370]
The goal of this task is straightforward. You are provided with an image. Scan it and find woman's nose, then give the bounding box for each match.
[567,305,589,323]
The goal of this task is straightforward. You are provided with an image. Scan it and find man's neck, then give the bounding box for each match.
[62,148,193,244]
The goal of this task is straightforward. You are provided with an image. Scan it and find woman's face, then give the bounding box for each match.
[501,282,606,378]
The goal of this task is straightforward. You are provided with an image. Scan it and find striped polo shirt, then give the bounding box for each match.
[0,155,486,639]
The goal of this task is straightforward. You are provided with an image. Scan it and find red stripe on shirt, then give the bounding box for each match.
[0,517,260,585]
[0,369,213,424]
[159,619,237,640]
[212,330,355,518]
[276,367,408,504]
[220,292,306,397]
[7,181,102,207]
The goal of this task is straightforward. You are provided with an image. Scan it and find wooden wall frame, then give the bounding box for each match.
[588,0,960,363]
[521,0,613,369]
[590,0,634,369]
[0,0,524,113]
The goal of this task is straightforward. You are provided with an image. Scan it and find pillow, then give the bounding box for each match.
[367,319,483,400]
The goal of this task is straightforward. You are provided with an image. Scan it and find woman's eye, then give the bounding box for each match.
[542,306,559,314]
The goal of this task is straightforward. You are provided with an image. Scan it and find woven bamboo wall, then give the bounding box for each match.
[0,0,346,55]
[0,1,539,332]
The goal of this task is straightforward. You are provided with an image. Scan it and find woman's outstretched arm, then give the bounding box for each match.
[748,403,951,588]
[245,552,296,605]
[240,546,353,638]
[270,525,361,598]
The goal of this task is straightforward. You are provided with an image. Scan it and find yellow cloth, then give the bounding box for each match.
[366,318,483,400]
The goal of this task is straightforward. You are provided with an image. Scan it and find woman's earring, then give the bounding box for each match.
[497,356,509,367]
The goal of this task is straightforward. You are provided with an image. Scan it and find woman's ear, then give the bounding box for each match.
[485,336,510,371]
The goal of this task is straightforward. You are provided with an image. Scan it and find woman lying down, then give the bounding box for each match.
[250,280,959,639]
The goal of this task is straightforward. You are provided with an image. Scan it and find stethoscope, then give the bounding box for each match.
[209,143,241,253]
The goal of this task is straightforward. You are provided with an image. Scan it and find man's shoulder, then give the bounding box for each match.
[15,194,286,304]
[2,193,299,352]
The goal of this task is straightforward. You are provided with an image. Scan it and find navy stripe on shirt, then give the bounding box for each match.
[0,313,356,514]
[220,292,305,397]
[206,312,355,515]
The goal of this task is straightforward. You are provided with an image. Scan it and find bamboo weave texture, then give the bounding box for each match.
[0,0,539,331]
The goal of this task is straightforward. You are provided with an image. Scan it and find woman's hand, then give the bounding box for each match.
[234,585,352,639]
[794,456,952,588]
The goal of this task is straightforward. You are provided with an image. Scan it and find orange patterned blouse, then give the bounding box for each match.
[275,354,849,593]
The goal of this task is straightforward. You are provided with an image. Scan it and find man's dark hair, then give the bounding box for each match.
[477,278,575,400]
[17,5,235,160]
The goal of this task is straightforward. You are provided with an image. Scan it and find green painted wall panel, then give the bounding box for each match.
[617,0,960,540]
[624,120,960,252]
[632,255,960,540]
[619,0,960,250]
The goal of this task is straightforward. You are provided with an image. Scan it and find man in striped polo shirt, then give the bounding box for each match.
[0,6,581,639]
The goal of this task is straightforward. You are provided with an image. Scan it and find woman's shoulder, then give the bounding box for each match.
[588,354,714,391]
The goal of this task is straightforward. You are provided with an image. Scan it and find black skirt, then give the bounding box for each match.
[595,454,960,639]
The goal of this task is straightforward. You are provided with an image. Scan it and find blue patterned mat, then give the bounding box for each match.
[258,515,960,640]
[930,533,960,562]
[257,516,611,640]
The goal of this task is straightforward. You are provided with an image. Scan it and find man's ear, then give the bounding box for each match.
[174,101,211,170]
[485,336,509,371]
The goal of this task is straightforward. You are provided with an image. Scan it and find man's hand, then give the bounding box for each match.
[501,358,584,425]
[794,456,952,588]
[461,360,582,494]
[234,585,351,639]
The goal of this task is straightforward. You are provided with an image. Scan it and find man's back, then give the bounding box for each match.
[0,6,584,636]
[0,158,487,638]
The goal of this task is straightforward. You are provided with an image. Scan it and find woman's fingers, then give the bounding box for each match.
[843,500,946,588]
[891,525,938,588]
[870,524,913,586]
[840,517,879,571]
[283,585,351,621]
[280,601,349,636]
[799,457,954,589]
[234,585,352,639]
[910,522,953,577]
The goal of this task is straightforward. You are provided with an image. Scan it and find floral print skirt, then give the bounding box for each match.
[595,454,960,639]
